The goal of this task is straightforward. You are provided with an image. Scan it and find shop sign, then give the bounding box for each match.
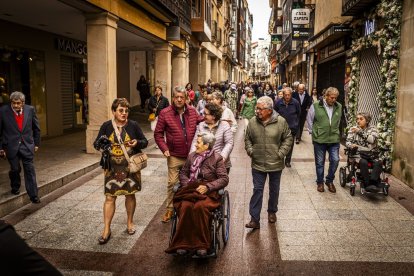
[291,9,310,25]
[55,38,87,56]
[364,19,376,36]
[292,28,310,40]
[271,34,282,45]
[333,26,353,33]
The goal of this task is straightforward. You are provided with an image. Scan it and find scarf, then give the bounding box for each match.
[189,150,211,183]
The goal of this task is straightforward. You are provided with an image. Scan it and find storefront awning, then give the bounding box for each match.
[306,24,352,52]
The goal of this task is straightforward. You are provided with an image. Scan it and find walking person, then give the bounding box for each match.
[154,86,203,223]
[185,83,195,106]
[224,83,239,116]
[211,92,238,134]
[245,96,293,229]
[190,103,234,173]
[274,87,301,167]
[292,83,312,144]
[148,85,169,132]
[263,83,275,102]
[93,98,148,244]
[137,75,150,112]
[0,91,41,203]
[240,87,257,128]
[306,87,342,193]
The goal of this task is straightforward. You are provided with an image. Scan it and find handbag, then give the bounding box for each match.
[148,97,162,122]
[112,120,148,173]
[148,113,156,122]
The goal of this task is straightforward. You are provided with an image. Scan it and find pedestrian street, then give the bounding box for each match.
[5,120,414,275]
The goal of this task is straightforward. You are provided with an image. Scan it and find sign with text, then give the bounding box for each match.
[292,28,310,40]
[291,9,310,25]
[271,34,282,45]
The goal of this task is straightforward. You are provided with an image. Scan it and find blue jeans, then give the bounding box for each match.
[313,142,340,184]
[249,169,282,223]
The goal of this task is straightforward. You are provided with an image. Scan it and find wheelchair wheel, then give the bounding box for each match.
[339,167,346,187]
[221,190,230,245]
[350,186,355,196]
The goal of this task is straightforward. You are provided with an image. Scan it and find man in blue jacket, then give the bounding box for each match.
[274,87,301,167]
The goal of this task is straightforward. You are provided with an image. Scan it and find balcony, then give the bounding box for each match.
[139,0,192,35]
[342,0,380,16]
[191,0,212,42]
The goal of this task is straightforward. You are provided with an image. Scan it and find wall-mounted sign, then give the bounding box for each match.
[364,19,376,36]
[291,9,310,25]
[292,28,310,40]
[333,26,353,33]
[55,38,87,56]
[271,34,282,45]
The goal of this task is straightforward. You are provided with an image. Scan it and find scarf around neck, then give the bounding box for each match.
[189,150,211,183]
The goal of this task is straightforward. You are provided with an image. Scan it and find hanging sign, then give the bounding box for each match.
[291,9,310,25]
[271,34,282,45]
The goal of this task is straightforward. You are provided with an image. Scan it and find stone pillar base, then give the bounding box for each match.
[86,124,101,153]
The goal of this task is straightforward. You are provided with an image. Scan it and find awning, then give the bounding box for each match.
[306,24,352,52]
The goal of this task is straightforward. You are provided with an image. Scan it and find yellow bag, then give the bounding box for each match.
[148,113,156,121]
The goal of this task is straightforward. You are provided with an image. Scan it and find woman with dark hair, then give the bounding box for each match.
[148,85,169,131]
[346,112,381,192]
[137,75,150,111]
[186,82,195,106]
[190,103,234,173]
[94,98,148,244]
[263,83,275,101]
[166,132,229,256]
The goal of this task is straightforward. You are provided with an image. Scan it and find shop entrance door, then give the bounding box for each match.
[60,56,74,129]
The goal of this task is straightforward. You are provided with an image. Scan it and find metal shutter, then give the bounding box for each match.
[357,47,382,126]
[60,56,74,129]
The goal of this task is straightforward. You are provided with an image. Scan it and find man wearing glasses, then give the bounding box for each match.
[244,96,293,229]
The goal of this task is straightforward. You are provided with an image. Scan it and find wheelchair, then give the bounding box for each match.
[169,185,230,258]
[339,147,390,196]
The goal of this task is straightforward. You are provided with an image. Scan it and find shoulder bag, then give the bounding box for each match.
[112,120,148,173]
[148,98,162,122]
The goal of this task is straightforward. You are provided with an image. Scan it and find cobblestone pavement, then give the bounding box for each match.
[4,120,414,275]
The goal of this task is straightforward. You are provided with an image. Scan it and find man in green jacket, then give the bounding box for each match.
[306,87,342,193]
[244,96,293,229]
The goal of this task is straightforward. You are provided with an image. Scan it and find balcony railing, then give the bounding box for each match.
[158,0,192,34]
[342,0,380,16]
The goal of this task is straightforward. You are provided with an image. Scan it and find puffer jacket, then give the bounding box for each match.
[154,104,203,158]
[245,111,293,172]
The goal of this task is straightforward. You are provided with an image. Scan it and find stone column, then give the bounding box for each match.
[200,48,208,84]
[172,49,189,89]
[211,57,218,82]
[85,12,118,153]
[154,43,173,100]
[189,47,200,88]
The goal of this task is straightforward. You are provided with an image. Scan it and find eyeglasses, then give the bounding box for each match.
[117,108,129,113]
[255,107,271,111]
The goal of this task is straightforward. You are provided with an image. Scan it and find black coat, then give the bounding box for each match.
[148,95,170,116]
[292,91,312,116]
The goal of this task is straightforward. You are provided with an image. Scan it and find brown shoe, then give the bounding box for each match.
[161,210,174,223]
[326,183,336,193]
[317,183,325,192]
[245,220,260,229]
[268,212,277,223]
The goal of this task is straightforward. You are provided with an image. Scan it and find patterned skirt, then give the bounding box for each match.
[104,155,141,196]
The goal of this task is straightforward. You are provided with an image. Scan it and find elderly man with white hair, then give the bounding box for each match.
[244,96,293,229]
[292,83,312,144]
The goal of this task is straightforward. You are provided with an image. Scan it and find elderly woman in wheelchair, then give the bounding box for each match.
[165,132,229,257]
[343,112,387,194]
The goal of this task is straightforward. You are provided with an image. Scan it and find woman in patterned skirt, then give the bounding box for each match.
[94,98,148,244]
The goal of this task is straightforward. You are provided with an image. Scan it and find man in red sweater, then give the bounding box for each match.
[154,86,203,222]
[0,91,41,203]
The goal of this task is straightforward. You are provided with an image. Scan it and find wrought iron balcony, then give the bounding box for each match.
[342,0,380,16]
[155,0,192,34]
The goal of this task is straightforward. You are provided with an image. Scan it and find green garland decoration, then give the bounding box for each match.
[347,0,403,170]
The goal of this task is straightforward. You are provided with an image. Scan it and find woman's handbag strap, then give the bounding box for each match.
[111,119,131,162]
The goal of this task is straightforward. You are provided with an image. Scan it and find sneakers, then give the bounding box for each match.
[161,210,174,223]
